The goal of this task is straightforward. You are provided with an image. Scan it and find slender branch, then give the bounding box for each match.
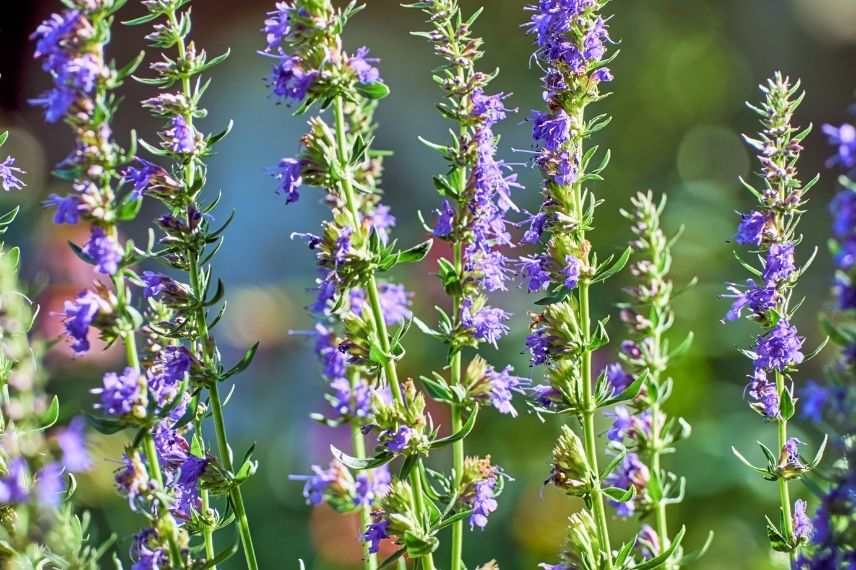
[333,95,436,570]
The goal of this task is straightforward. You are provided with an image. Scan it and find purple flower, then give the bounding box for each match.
[366,204,396,244]
[153,424,190,467]
[56,416,91,472]
[272,157,303,204]
[532,110,571,151]
[472,90,510,127]
[83,226,123,275]
[468,477,498,530]
[519,255,551,293]
[140,271,188,303]
[164,116,196,154]
[746,369,780,418]
[36,463,65,507]
[93,368,145,417]
[0,458,29,504]
[355,466,390,507]
[604,362,633,393]
[753,319,804,371]
[314,323,348,381]
[531,384,563,409]
[349,47,381,84]
[605,452,649,518]
[800,381,829,423]
[147,346,193,408]
[131,528,168,570]
[363,515,390,554]
[723,280,778,321]
[793,499,813,541]
[351,283,414,325]
[461,299,510,347]
[122,158,162,198]
[735,210,767,245]
[483,365,529,416]
[526,329,553,366]
[386,426,412,453]
[636,524,661,560]
[44,194,81,224]
[328,377,372,420]
[523,211,549,244]
[262,2,293,52]
[62,290,100,354]
[433,199,455,237]
[114,454,151,508]
[31,10,82,61]
[607,406,652,442]
[30,87,76,123]
[829,190,856,239]
[0,156,26,191]
[301,463,337,506]
[835,236,856,270]
[822,123,856,170]
[762,243,795,286]
[562,255,581,289]
[267,55,318,102]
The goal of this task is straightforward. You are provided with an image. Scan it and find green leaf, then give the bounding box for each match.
[357,81,391,100]
[431,406,478,448]
[86,414,127,435]
[780,386,795,420]
[592,246,631,284]
[39,395,60,430]
[220,342,260,382]
[116,195,143,221]
[0,131,8,146]
[630,526,686,570]
[330,446,394,470]
[418,374,455,403]
[122,12,161,26]
[599,375,644,408]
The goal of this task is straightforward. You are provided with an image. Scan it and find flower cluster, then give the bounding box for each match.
[32,0,262,567]
[405,2,528,565]
[726,73,824,562]
[602,191,706,565]
[0,173,107,566]
[791,98,856,569]
[262,3,440,568]
[521,2,629,568]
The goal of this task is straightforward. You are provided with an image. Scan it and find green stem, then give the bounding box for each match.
[210,382,259,570]
[650,405,671,562]
[351,373,378,570]
[774,371,796,564]
[164,8,259,567]
[579,284,614,569]
[333,96,436,570]
[449,242,465,570]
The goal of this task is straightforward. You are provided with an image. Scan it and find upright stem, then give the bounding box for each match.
[351,373,378,570]
[449,179,466,570]
[650,404,671,560]
[570,102,614,567]
[163,9,258,567]
[775,371,796,564]
[334,96,436,570]
[579,284,614,569]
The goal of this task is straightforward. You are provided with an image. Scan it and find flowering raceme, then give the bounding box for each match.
[7,1,856,568]
[725,73,827,564]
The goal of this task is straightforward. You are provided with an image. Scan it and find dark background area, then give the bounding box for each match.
[2,1,855,568]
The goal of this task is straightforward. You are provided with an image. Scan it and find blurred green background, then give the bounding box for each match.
[2,0,856,568]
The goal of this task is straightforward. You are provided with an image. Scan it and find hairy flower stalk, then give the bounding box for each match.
[30,1,190,565]
[0,134,111,568]
[725,73,825,563]
[522,2,638,568]
[790,99,856,569]
[261,2,439,568]
[406,1,525,567]
[122,1,262,567]
[607,191,709,566]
